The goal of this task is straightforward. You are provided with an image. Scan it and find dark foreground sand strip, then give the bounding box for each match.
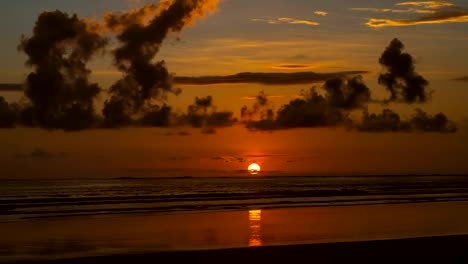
[13,235,468,264]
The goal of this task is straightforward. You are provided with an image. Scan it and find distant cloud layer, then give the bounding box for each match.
[174,71,367,85]
[0,84,22,92]
[453,76,468,82]
[352,1,468,28]
[252,17,319,26]
[271,64,314,70]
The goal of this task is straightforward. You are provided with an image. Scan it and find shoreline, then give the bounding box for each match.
[3,202,468,262]
[10,235,468,263]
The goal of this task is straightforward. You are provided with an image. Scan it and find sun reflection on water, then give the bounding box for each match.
[249,210,262,247]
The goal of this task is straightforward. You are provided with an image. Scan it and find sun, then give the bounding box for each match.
[248,163,261,175]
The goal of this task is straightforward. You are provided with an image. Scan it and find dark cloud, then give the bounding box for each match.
[378,38,431,103]
[245,75,370,130]
[323,75,371,109]
[0,97,19,128]
[241,91,271,119]
[211,156,245,163]
[358,108,457,133]
[453,76,468,82]
[174,71,367,85]
[103,0,217,126]
[241,91,277,130]
[201,127,217,134]
[275,89,351,129]
[358,108,407,132]
[140,104,172,127]
[272,64,312,70]
[410,108,457,133]
[180,96,236,134]
[18,10,107,131]
[0,84,22,92]
[165,131,192,136]
[29,148,66,159]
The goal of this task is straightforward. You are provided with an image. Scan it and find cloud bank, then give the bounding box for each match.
[0,84,22,92]
[241,39,457,134]
[174,71,367,85]
[0,2,459,135]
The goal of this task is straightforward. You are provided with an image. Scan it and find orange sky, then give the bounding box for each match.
[0,0,468,177]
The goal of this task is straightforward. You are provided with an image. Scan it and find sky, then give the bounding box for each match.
[0,0,468,178]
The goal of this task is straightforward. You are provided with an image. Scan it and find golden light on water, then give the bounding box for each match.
[248,163,261,175]
[249,210,262,247]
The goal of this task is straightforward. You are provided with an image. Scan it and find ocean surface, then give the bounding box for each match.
[2,175,468,222]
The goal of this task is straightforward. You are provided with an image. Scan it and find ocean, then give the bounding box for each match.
[2,175,468,222]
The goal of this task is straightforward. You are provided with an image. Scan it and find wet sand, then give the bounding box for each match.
[12,235,468,263]
[3,202,468,262]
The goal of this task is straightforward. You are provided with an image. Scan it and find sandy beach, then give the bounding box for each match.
[2,201,468,262]
[10,235,468,264]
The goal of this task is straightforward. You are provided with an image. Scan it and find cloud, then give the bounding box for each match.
[396,1,455,9]
[211,156,245,163]
[201,127,217,134]
[314,11,328,16]
[241,95,285,101]
[366,12,468,28]
[252,17,319,26]
[14,1,220,131]
[18,10,107,131]
[103,0,219,127]
[165,131,192,136]
[174,71,367,85]
[378,38,431,103]
[358,108,457,133]
[26,148,67,159]
[453,76,468,82]
[0,84,23,92]
[323,76,371,109]
[0,97,19,128]
[241,91,275,126]
[244,75,370,130]
[350,7,435,14]
[359,1,468,28]
[182,96,237,131]
[271,64,314,70]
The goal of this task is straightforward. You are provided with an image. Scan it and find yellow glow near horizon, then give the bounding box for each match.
[248,163,261,175]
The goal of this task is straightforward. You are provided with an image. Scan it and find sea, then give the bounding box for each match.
[2,175,468,222]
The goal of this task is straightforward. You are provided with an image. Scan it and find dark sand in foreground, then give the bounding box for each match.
[13,235,468,264]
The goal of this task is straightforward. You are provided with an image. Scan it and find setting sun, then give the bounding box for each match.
[248,163,261,175]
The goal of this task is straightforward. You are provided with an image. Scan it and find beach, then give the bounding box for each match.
[2,201,468,262]
[11,235,468,264]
